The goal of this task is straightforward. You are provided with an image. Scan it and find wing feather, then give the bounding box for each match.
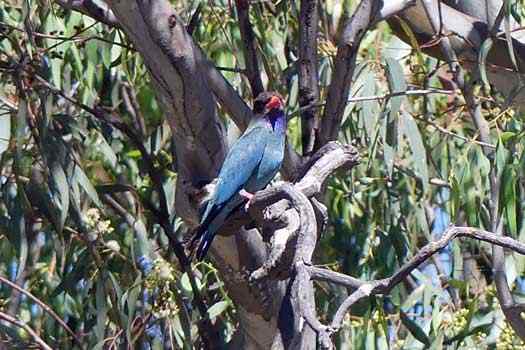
[200,125,269,223]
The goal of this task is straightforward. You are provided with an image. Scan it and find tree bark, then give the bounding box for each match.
[104,1,284,347]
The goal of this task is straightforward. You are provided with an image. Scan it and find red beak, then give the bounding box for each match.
[265,95,282,110]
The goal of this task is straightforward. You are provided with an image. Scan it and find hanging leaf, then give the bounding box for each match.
[207,300,230,320]
[49,159,69,233]
[0,112,10,158]
[400,310,431,346]
[384,57,407,118]
[401,111,429,191]
[52,249,91,297]
[501,164,517,235]
[478,38,493,89]
[73,164,102,208]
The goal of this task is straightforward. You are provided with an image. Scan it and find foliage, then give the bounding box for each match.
[0,0,524,348]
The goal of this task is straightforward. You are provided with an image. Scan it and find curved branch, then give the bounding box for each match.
[417,0,525,340]
[0,276,80,345]
[299,225,525,338]
[0,311,53,350]
[217,142,359,237]
[55,0,120,27]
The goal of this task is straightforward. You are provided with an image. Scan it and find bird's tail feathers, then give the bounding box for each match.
[189,198,245,261]
[188,204,221,261]
[195,229,215,261]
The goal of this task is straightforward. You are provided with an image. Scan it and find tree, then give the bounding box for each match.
[0,0,524,348]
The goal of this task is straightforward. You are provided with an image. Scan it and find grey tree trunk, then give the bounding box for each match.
[56,0,525,347]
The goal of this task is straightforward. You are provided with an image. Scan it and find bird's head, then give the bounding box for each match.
[253,91,285,116]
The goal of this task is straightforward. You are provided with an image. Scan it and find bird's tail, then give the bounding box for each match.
[188,203,223,261]
[195,228,215,261]
[189,199,244,261]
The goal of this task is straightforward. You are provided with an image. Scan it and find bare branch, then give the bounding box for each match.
[297,225,525,342]
[0,311,53,350]
[307,266,363,289]
[54,0,120,27]
[375,0,417,23]
[419,0,525,339]
[235,0,264,97]
[217,142,359,237]
[0,275,81,345]
[319,0,379,146]
[318,0,416,147]
[242,143,359,349]
[298,0,320,156]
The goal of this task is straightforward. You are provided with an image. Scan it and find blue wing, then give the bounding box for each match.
[200,124,270,223]
[192,125,270,259]
[245,131,285,193]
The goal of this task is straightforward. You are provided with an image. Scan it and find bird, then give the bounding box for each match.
[190,91,287,260]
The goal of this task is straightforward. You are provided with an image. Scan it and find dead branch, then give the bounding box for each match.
[298,0,320,156]
[235,0,264,97]
[0,311,53,350]
[318,0,415,146]
[294,225,525,348]
[55,0,120,27]
[419,0,525,339]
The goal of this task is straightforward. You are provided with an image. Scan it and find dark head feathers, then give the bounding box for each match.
[253,91,284,114]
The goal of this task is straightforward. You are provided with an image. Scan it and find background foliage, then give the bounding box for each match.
[0,0,524,348]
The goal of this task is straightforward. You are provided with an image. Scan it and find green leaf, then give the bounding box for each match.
[429,333,444,350]
[384,57,407,117]
[49,160,69,233]
[478,37,493,89]
[126,277,141,321]
[501,165,517,235]
[73,164,102,208]
[360,70,378,138]
[207,300,229,320]
[95,277,108,341]
[52,249,90,297]
[503,0,518,71]
[0,113,10,157]
[383,144,395,178]
[126,277,141,345]
[96,131,118,167]
[400,310,431,346]
[401,111,429,191]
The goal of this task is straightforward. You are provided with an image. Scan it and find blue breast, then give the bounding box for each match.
[246,110,286,191]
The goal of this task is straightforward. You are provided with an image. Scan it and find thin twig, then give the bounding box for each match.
[0,311,53,350]
[412,114,496,149]
[420,0,525,339]
[303,225,525,335]
[0,276,81,345]
[33,72,222,345]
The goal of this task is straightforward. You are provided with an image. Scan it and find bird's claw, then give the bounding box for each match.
[239,189,254,212]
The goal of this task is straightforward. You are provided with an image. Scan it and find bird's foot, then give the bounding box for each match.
[239,189,254,211]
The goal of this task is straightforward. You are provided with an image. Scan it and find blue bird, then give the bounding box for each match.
[191,92,287,260]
